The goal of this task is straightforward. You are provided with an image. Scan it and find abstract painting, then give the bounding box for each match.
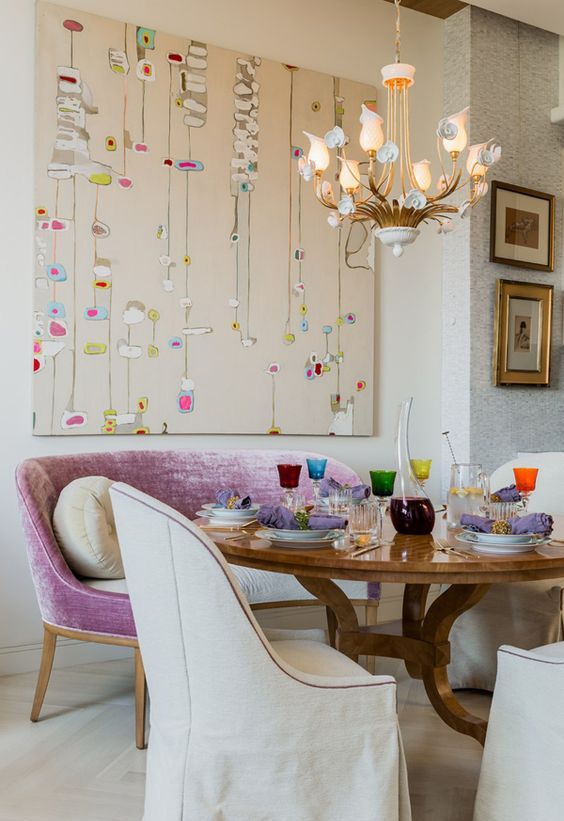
[34,2,376,435]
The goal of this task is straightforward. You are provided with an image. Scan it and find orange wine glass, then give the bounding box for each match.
[513,467,539,512]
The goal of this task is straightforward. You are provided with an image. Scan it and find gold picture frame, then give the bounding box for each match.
[490,181,555,272]
[493,279,553,386]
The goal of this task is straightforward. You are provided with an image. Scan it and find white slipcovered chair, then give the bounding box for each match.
[110,483,411,821]
[449,452,564,690]
[474,642,564,821]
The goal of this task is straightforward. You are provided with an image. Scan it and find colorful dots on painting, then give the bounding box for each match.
[105,136,117,152]
[241,337,257,347]
[93,263,111,279]
[167,52,185,64]
[162,158,174,167]
[174,159,204,171]
[268,426,281,435]
[344,312,356,324]
[157,224,168,240]
[33,355,43,373]
[305,366,315,380]
[45,263,67,282]
[133,142,148,153]
[148,308,160,322]
[108,48,129,74]
[92,220,110,238]
[168,336,183,349]
[267,362,281,375]
[89,172,112,186]
[117,176,133,189]
[63,19,83,32]
[84,306,109,320]
[314,362,323,376]
[283,333,295,345]
[36,206,48,217]
[336,316,344,326]
[84,343,107,355]
[94,279,111,290]
[37,218,69,232]
[300,319,309,332]
[293,281,305,296]
[177,378,195,414]
[48,319,67,338]
[311,101,321,112]
[294,248,305,261]
[61,410,87,429]
[47,301,65,319]
[133,426,149,434]
[137,397,149,413]
[183,255,191,266]
[335,351,344,364]
[137,27,156,49]
[356,380,366,392]
[136,59,156,82]
[240,182,250,193]
[230,233,239,243]
[291,146,303,159]
[148,344,159,358]
[299,304,308,316]
[322,325,332,335]
[175,97,183,108]
[231,321,240,331]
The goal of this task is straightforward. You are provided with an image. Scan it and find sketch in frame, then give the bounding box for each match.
[490,181,555,272]
[493,279,553,386]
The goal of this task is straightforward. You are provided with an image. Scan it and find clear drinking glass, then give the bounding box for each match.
[348,501,378,547]
[369,470,396,544]
[447,463,490,527]
[306,457,327,510]
[329,487,352,515]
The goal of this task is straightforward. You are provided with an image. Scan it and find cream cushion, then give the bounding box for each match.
[53,476,124,579]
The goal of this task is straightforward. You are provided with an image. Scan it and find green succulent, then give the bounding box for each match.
[294,510,310,531]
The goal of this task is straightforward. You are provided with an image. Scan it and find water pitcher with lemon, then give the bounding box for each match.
[447,464,490,527]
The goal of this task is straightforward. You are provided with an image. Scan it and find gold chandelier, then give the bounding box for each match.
[298,0,501,257]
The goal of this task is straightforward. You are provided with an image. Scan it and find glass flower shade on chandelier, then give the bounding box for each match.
[298,0,501,258]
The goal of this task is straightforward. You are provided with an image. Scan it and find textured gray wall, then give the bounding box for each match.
[442,6,564,489]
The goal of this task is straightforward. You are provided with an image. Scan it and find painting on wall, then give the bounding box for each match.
[490,181,555,272]
[34,2,376,436]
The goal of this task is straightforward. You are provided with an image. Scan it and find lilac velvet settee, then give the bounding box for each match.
[16,449,379,749]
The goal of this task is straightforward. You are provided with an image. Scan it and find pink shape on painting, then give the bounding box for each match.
[51,220,66,230]
[49,321,66,337]
[66,414,85,426]
[63,19,84,31]
[177,161,198,170]
[133,143,148,152]
[33,342,41,354]
[179,395,192,411]
[118,177,133,189]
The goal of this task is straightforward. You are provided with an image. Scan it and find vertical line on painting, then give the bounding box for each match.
[127,326,131,411]
[285,70,294,337]
[141,82,146,143]
[246,195,252,338]
[70,31,74,69]
[50,358,56,435]
[71,175,77,406]
[167,63,173,267]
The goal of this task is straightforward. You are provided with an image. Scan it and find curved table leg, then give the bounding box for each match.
[419,583,491,745]
[402,584,431,679]
[295,576,360,661]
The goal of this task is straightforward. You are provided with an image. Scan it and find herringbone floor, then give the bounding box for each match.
[0,657,489,820]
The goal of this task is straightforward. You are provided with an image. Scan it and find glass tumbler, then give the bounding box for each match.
[348,501,378,547]
[329,487,352,515]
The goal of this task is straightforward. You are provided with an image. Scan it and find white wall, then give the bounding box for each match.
[0,0,443,672]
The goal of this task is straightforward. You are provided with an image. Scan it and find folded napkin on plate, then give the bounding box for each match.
[460,512,553,536]
[490,484,521,503]
[257,504,346,531]
[215,488,252,509]
[320,476,370,500]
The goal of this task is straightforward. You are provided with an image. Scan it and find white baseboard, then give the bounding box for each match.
[0,637,133,676]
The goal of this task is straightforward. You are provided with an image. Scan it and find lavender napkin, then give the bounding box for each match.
[320,476,370,500]
[215,488,252,509]
[491,484,521,503]
[460,514,494,533]
[508,512,553,536]
[257,505,346,531]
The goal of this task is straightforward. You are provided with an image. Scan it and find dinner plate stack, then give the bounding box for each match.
[197,503,260,527]
[255,527,342,548]
[456,529,551,555]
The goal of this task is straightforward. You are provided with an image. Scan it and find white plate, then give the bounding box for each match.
[266,527,338,541]
[196,510,257,526]
[457,532,551,554]
[202,503,260,518]
[255,528,340,548]
[461,527,533,545]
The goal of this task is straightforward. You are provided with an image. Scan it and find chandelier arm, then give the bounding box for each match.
[313,173,339,209]
[402,84,419,191]
[435,134,450,192]
[398,87,407,197]
[426,168,463,205]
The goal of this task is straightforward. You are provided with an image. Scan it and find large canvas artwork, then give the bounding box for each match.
[34,2,376,436]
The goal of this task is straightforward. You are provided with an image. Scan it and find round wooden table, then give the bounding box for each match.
[205,514,564,746]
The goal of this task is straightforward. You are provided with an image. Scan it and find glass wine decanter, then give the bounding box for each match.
[390,398,435,535]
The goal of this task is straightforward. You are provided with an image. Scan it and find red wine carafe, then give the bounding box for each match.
[391,398,435,536]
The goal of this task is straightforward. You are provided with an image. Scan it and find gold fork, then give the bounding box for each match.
[434,538,478,560]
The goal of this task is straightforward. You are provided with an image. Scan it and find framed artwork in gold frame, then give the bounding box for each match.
[490,181,555,272]
[493,279,553,386]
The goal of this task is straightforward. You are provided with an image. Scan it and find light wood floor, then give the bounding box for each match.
[0,657,490,820]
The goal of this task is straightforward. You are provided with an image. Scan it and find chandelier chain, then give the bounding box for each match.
[394,0,402,63]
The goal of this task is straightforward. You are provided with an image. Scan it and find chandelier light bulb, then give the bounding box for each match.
[466,143,487,177]
[413,159,432,192]
[303,131,330,172]
[440,107,469,154]
[338,158,361,192]
[359,104,385,154]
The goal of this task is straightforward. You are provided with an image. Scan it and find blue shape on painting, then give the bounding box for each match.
[322,325,333,334]
[84,306,109,321]
[168,336,184,350]
[174,159,204,172]
[45,263,67,282]
[137,26,156,49]
[300,319,309,332]
[47,301,66,319]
